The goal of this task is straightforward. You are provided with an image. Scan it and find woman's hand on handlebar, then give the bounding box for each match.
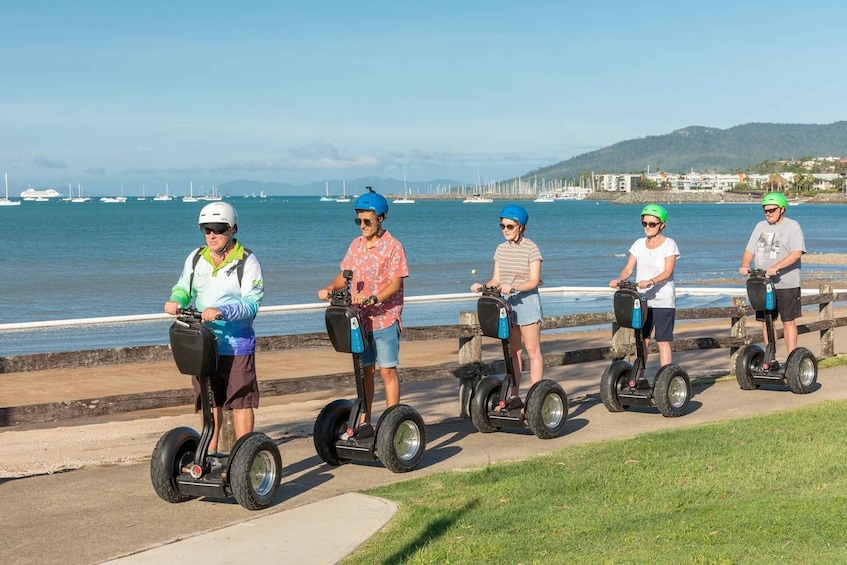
[470,283,483,293]
[608,279,620,289]
[164,301,181,316]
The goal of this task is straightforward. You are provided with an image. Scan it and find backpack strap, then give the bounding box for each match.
[189,246,252,294]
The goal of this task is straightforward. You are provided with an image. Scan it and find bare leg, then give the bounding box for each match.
[380,367,401,409]
[657,341,672,366]
[520,321,544,385]
[362,365,376,424]
[233,408,255,439]
[207,406,223,453]
[782,319,798,355]
[508,326,524,395]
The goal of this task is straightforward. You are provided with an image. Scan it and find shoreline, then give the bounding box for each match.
[380,191,847,204]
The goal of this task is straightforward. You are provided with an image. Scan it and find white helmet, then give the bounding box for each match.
[198,202,238,228]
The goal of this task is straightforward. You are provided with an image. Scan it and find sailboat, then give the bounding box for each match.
[200,184,223,201]
[319,181,334,201]
[0,172,21,206]
[100,185,126,203]
[335,180,351,203]
[70,184,91,203]
[137,185,146,201]
[183,181,199,203]
[153,183,173,201]
[393,173,416,204]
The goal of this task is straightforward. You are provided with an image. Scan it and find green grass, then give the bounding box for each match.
[819,354,847,369]
[346,401,847,564]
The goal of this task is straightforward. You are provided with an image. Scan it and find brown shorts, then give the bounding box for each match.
[192,354,259,411]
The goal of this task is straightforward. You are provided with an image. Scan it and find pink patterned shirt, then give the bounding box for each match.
[340,230,409,332]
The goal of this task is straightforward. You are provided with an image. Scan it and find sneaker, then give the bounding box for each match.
[340,423,375,441]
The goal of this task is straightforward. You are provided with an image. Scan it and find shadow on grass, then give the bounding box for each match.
[379,498,480,565]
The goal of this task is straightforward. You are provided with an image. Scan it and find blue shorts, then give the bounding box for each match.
[362,322,401,368]
[507,290,543,326]
[644,307,675,342]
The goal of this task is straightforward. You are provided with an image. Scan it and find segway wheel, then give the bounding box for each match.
[375,404,426,473]
[600,360,632,412]
[654,364,690,418]
[150,427,199,504]
[785,347,818,394]
[524,379,568,439]
[734,345,763,390]
[229,433,282,510]
[313,399,354,466]
[470,375,504,433]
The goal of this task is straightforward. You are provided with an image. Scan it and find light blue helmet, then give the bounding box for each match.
[499,205,529,226]
[354,189,389,216]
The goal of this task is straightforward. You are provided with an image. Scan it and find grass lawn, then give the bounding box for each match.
[346,400,847,564]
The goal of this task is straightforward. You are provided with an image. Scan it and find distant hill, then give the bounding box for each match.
[219,176,460,197]
[529,121,847,180]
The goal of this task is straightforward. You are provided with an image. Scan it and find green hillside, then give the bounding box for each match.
[530,121,847,180]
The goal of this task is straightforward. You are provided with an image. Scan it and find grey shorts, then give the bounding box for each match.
[507,290,543,326]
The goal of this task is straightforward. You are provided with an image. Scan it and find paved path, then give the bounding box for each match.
[1,324,845,564]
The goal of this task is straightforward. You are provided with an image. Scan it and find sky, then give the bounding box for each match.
[2,1,847,196]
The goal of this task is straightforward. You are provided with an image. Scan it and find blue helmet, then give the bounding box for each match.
[500,205,529,226]
[354,190,389,216]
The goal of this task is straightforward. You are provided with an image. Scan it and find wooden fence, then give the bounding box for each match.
[1,285,845,427]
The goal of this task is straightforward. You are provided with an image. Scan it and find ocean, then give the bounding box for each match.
[1,197,844,356]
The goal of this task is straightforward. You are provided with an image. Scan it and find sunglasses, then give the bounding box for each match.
[201,224,230,235]
[354,217,378,227]
[499,223,519,231]
[641,221,661,228]
[763,207,780,214]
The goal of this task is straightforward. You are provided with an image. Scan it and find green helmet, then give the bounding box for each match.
[640,204,668,223]
[761,192,787,208]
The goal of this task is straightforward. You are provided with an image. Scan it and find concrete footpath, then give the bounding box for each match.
[1,324,846,564]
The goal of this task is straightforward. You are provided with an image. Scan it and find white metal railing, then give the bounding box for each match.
[0,285,836,332]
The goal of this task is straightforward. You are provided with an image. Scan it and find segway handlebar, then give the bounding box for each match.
[613,279,640,291]
[329,270,378,307]
[747,268,769,279]
[175,307,223,327]
[473,283,518,297]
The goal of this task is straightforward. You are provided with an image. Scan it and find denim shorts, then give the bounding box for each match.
[362,322,401,368]
[507,290,543,326]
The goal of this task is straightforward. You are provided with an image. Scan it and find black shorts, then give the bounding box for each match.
[192,354,259,411]
[755,287,802,323]
[644,307,675,342]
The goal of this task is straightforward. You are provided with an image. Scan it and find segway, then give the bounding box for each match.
[313,270,426,473]
[470,286,569,438]
[734,269,817,393]
[600,281,691,417]
[150,308,282,510]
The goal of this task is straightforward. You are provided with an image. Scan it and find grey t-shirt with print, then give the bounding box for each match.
[744,216,805,289]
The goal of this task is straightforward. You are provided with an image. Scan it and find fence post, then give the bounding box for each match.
[458,311,481,364]
[458,311,482,418]
[819,283,834,359]
[610,322,631,359]
[729,296,748,376]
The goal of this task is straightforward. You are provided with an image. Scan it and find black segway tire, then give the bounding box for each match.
[653,364,690,418]
[229,433,282,510]
[313,399,354,466]
[150,427,199,504]
[600,360,632,412]
[524,379,568,439]
[735,345,763,390]
[375,404,426,473]
[785,347,818,394]
[471,376,504,433]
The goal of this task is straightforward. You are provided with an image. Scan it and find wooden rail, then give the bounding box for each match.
[1,286,845,427]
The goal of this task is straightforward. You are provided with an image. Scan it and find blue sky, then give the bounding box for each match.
[2,1,846,195]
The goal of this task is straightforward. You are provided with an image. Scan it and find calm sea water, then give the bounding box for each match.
[1,197,844,355]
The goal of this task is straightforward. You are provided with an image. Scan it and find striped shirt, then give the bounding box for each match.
[493,237,543,287]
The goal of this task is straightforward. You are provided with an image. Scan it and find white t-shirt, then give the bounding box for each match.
[628,236,680,308]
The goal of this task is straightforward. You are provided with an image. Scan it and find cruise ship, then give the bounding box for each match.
[20,187,63,200]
